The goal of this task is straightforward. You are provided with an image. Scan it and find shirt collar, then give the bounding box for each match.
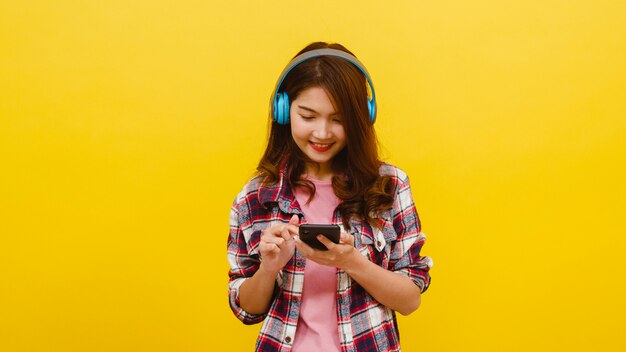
[258,166,303,216]
[257,164,393,221]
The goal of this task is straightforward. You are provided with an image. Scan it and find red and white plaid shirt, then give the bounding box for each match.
[227,164,432,351]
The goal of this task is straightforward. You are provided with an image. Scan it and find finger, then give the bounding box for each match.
[263,236,285,246]
[295,236,313,255]
[269,221,288,233]
[280,227,292,241]
[316,235,336,250]
[269,222,298,237]
[340,231,355,246]
[283,223,300,236]
[266,224,282,238]
[260,242,280,255]
[288,214,300,225]
[261,229,278,243]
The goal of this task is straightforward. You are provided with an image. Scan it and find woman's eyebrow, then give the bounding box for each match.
[297,105,317,113]
[297,105,339,116]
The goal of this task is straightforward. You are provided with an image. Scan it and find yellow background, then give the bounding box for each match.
[2,1,625,351]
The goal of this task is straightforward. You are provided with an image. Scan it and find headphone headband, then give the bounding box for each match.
[271,48,377,124]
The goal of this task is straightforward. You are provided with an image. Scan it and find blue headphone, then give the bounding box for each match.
[271,48,377,125]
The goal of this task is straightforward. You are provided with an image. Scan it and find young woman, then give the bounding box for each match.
[227,42,432,352]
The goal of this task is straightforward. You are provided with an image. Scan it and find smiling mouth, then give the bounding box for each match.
[310,142,334,152]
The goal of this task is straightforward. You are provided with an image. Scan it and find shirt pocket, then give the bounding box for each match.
[246,203,290,257]
[351,217,397,269]
[247,217,283,257]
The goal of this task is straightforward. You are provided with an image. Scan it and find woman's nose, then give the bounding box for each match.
[312,119,332,139]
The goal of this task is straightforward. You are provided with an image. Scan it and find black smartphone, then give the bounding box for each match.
[298,224,340,251]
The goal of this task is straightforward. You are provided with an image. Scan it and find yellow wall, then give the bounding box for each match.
[2,1,625,351]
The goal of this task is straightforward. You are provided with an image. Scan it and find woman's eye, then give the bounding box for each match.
[301,115,314,120]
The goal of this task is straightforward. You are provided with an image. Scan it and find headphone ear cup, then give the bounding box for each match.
[274,92,291,125]
[368,98,376,123]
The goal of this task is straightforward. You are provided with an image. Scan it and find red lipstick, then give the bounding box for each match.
[310,142,333,152]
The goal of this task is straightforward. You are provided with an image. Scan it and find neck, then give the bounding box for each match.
[304,163,334,181]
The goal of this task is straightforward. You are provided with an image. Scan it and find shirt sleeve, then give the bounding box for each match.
[388,172,433,293]
[227,198,268,325]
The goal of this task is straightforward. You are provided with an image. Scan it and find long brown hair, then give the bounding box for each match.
[257,42,394,228]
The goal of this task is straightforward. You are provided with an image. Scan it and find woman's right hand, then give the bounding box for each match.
[258,214,299,274]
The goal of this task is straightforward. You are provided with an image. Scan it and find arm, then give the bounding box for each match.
[343,244,422,315]
[237,262,282,315]
[296,233,421,315]
[238,215,299,314]
[295,170,431,315]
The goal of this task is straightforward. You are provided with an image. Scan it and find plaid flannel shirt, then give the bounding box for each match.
[227,163,432,351]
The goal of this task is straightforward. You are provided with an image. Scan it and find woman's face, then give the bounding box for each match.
[290,86,347,177]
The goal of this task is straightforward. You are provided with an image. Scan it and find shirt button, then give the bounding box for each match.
[376,240,383,247]
[296,260,304,267]
[293,296,300,302]
[285,336,292,343]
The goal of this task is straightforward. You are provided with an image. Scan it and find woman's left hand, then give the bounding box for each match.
[295,231,359,270]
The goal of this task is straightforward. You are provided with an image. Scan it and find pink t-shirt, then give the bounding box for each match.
[292,177,342,351]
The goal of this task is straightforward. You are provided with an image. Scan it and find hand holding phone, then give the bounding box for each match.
[298,224,340,251]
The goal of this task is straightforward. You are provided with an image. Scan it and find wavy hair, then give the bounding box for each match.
[257,42,394,229]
